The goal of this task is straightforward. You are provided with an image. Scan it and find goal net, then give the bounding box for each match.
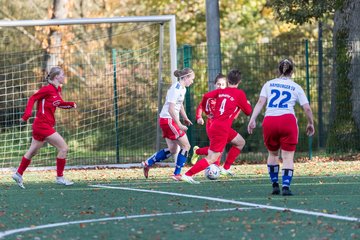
[0,16,177,168]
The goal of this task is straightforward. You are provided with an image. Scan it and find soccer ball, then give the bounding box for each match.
[204,164,220,180]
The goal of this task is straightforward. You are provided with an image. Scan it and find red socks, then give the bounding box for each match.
[223,147,241,170]
[56,158,66,177]
[196,147,209,156]
[185,158,210,176]
[17,156,31,175]
[17,156,67,177]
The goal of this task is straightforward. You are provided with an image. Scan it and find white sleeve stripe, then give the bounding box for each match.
[41,99,45,114]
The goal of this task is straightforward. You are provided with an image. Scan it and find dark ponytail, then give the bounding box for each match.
[278,59,294,76]
[227,69,242,85]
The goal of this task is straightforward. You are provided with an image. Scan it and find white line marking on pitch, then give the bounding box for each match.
[0,207,255,239]
[89,184,360,223]
[103,178,360,186]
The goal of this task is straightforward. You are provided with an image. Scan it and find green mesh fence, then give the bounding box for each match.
[185,40,359,162]
[1,35,359,168]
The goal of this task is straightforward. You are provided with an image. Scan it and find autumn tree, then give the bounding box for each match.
[44,0,69,71]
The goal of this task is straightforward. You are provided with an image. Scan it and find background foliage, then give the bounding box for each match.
[0,0,359,168]
[0,0,333,46]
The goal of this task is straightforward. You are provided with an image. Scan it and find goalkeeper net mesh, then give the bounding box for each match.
[0,20,172,168]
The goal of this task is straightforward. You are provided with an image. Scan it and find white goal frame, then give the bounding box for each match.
[0,15,178,82]
[0,15,178,169]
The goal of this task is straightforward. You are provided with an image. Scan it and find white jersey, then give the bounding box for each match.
[159,82,186,118]
[260,77,309,117]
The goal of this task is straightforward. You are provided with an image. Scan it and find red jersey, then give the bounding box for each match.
[201,87,252,128]
[22,84,76,127]
[196,98,217,134]
[196,96,241,123]
[196,98,216,120]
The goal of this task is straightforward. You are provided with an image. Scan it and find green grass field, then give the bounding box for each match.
[1,161,359,239]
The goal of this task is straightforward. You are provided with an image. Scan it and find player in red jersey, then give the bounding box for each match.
[141,68,195,180]
[182,69,252,184]
[190,73,227,166]
[191,73,240,176]
[247,59,315,196]
[12,67,77,189]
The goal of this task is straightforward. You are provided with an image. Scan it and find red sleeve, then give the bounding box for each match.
[54,86,76,109]
[203,89,219,100]
[238,90,252,116]
[22,87,49,121]
[195,103,203,120]
[197,90,217,119]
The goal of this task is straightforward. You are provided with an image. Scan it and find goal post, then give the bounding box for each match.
[0,15,178,83]
[0,16,177,168]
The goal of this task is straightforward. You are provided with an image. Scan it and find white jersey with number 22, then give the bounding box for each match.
[260,77,309,117]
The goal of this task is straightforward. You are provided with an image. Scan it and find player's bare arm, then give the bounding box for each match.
[180,104,192,126]
[302,103,315,136]
[169,103,187,131]
[248,96,266,134]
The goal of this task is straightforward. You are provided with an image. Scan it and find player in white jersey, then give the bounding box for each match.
[141,68,195,180]
[247,59,315,196]
[159,80,187,119]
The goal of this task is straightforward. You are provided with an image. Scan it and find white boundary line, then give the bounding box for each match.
[89,184,360,223]
[0,207,254,239]
[96,177,360,186]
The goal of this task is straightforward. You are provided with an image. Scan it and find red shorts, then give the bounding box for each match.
[32,122,56,141]
[262,114,298,151]
[208,122,238,152]
[159,118,186,140]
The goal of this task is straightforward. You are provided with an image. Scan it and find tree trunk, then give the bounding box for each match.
[328,0,360,152]
[347,1,360,132]
[45,0,69,71]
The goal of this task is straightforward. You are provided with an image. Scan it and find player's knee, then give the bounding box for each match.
[267,154,278,165]
[169,147,178,155]
[232,137,245,150]
[58,144,69,155]
[281,158,294,169]
[268,150,279,157]
[28,150,38,158]
[183,143,191,152]
[206,153,220,164]
[207,158,217,164]
[238,139,246,149]
[281,154,294,164]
